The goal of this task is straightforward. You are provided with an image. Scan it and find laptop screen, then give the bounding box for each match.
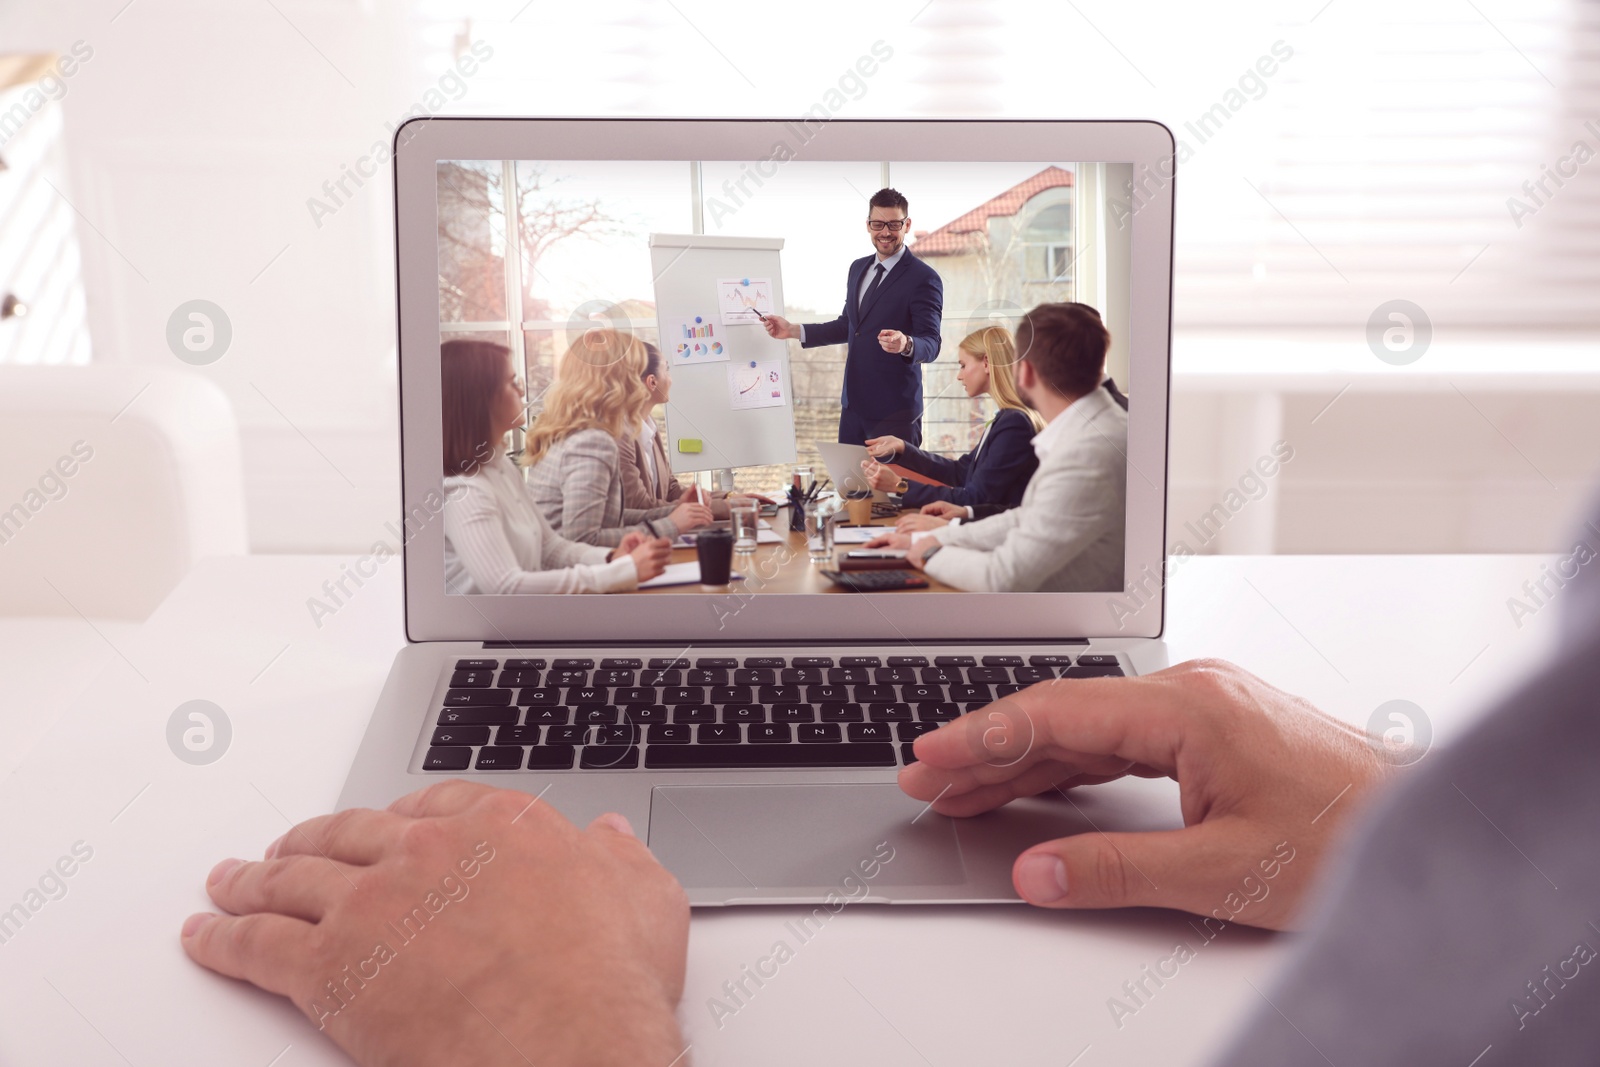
[432,156,1138,603]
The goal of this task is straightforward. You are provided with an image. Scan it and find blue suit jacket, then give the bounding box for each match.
[893,406,1039,512]
[802,250,943,442]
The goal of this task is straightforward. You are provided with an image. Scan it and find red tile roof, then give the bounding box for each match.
[910,166,1075,257]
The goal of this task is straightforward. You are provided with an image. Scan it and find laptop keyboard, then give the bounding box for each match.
[422,653,1125,773]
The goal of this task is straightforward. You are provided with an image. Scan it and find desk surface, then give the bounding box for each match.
[637,511,960,595]
[0,553,1563,1067]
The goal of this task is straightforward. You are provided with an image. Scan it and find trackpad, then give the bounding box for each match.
[649,784,965,891]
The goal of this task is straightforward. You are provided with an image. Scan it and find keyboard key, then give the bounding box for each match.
[648,657,690,669]
[423,746,472,771]
[526,746,576,770]
[721,704,766,724]
[967,667,1009,683]
[518,687,562,705]
[565,686,608,704]
[546,725,589,746]
[663,687,705,704]
[744,656,786,668]
[444,688,513,707]
[920,667,962,684]
[688,669,729,685]
[547,670,589,686]
[793,656,833,667]
[840,656,881,667]
[848,722,892,742]
[710,685,754,704]
[475,746,525,770]
[640,669,681,686]
[781,667,823,684]
[757,684,802,703]
[576,706,619,725]
[647,743,895,769]
[916,702,961,722]
[553,658,594,669]
[615,687,657,704]
[523,706,570,725]
[581,746,639,770]
[1029,654,1076,667]
[798,723,843,743]
[455,658,498,670]
[772,704,816,724]
[647,723,691,744]
[935,655,976,667]
[594,724,640,746]
[600,657,642,669]
[504,658,547,670]
[897,721,938,741]
[806,684,851,703]
[867,703,912,722]
[996,683,1028,697]
[1062,665,1125,678]
[672,704,718,724]
[874,667,916,684]
[902,684,943,702]
[450,670,494,688]
[592,670,635,686]
[888,655,929,667]
[982,655,1024,667]
[698,723,742,744]
[1013,667,1054,683]
[495,725,541,745]
[623,704,670,725]
[497,670,542,688]
[749,723,792,744]
[696,657,739,669]
[432,725,489,746]
[437,707,518,726]
[901,743,918,765]
[819,703,864,722]
[828,667,869,684]
[949,684,993,702]
[853,684,896,702]
[1077,654,1120,667]
[734,668,775,685]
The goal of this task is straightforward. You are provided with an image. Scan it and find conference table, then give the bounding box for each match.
[0,553,1563,1066]
[636,504,962,594]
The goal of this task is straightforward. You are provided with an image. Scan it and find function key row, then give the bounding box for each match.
[457,653,1119,673]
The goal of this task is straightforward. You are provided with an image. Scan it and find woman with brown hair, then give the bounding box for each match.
[440,339,672,594]
[524,328,713,546]
[858,324,1042,518]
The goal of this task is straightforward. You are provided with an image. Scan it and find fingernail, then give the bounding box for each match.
[599,813,635,837]
[182,912,216,938]
[208,858,243,886]
[1016,853,1069,904]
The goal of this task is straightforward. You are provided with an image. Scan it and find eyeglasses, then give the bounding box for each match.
[866,219,907,232]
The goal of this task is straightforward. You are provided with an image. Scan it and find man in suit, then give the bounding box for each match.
[760,187,944,446]
[865,302,1127,592]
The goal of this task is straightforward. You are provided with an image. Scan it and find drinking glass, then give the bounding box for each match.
[804,499,834,563]
[731,501,759,553]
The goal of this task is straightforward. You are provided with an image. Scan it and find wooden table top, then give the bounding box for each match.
[633,509,960,594]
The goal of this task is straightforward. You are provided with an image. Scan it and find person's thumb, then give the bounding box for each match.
[1012,822,1237,916]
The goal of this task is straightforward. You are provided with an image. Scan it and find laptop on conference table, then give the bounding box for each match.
[338,118,1176,905]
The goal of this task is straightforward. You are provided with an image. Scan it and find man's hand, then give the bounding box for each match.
[863,531,913,551]
[921,500,967,520]
[899,660,1401,931]
[895,513,950,534]
[761,314,800,340]
[864,434,906,459]
[878,329,908,354]
[859,458,901,493]
[181,782,689,1067]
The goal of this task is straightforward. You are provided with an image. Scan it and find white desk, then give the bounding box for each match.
[0,554,1564,1066]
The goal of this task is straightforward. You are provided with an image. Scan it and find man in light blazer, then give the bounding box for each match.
[866,302,1127,592]
[760,187,944,446]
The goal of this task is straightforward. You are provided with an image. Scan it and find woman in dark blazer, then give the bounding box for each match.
[859,325,1042,514]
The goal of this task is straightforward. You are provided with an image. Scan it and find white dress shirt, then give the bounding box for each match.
[443,453,639,594]
[638,415,661,496]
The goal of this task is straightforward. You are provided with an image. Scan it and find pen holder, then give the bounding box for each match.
[787,487,807,531]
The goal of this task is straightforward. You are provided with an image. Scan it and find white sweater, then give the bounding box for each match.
[443,454,639,595]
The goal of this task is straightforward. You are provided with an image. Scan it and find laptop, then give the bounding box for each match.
[814,440,885,500]
[338,118,1175,904]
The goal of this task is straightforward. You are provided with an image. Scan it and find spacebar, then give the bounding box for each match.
[645,743,896,769]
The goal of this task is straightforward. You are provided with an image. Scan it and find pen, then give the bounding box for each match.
[642,518,658,537]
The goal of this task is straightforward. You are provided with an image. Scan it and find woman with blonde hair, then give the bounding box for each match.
[859,324,1042,519]
[525,328,713,546]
